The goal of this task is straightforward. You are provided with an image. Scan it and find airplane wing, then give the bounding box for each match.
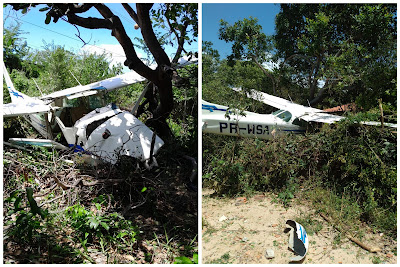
[40,71,146,101]
[3,102,51,117]
[233,87,396,127]
[232,87,324,118]
[41,58,197,101]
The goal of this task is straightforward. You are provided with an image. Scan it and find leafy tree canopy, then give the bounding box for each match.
[274,3,397,109]
[215,4,396,112]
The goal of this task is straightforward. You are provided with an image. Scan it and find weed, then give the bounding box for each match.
[64,202,139,258]
[209,252,232,264]
[4,188,49,243]
[295,214,323,236]
[333,233,343,247]
[371,255,383,264]
[202,218,217,237]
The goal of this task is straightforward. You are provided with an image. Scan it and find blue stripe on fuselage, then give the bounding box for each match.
[202,104,227,112]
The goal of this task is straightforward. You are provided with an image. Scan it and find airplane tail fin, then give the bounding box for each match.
[3,62,32,103]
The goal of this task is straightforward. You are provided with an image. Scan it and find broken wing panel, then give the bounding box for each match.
[3,62,50,117]
[40,72,146,101]
[8,138,68,150]
[301,113,397,127]
[287,220,309,262]
[299,112,344,124]
[233,87,397,127]
[232,87,322,117]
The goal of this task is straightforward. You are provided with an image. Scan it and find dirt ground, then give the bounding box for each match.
[202,189,396,264]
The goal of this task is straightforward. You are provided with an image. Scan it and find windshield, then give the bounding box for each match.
[63,95,105,111]
[272,110,292,122]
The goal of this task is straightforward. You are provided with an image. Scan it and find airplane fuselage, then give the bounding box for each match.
[202,101,305,139]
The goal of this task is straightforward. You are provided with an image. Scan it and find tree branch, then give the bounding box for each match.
[65,13,112,29]
[171,20,189,63]
[122,3,139,26]
[66,4,95,14]
[91,4,157,81]
[136,4,171,68]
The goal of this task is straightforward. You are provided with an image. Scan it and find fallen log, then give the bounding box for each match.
[319,213,381,253]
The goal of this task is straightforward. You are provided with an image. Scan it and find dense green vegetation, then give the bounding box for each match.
[203,3,396,239]
[4,145,197,263]
[3,18,197,263]
[203,119,396,236]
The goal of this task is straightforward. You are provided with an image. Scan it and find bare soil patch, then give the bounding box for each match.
[202,189,396,264]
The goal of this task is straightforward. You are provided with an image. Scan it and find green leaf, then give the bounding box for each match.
[88,217,100,229]
[117,232,128,238]
[193,253,198,264]
[39,7,50,12]
[173,256,193,264]
[141,187,147,193]
[13,196,22,211]
[100,222,110,231]
[26,187,43,217]
[45,14,51,24]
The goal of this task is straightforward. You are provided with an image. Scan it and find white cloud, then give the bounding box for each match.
[80,44,128,69]
[80,44,198,76]
[177,54,198,66]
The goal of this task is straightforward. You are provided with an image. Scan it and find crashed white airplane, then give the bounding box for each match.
[3,62,163,168]
[202,87,397,139]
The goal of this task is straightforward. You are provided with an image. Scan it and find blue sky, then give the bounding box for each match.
[202,3,281,59]
[3,4,198,71]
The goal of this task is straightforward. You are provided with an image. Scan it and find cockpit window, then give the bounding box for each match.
[63,95,104,111]
[88,95,105,110]
[272,110,292,122]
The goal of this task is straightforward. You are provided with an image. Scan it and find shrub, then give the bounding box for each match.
[202,119,397,235]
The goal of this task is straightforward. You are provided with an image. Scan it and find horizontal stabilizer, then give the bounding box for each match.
[3,102,50,117]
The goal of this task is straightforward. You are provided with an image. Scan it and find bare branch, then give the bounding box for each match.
[171,19,190,63]
[122,3,139,25]
[61,17,91,46]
